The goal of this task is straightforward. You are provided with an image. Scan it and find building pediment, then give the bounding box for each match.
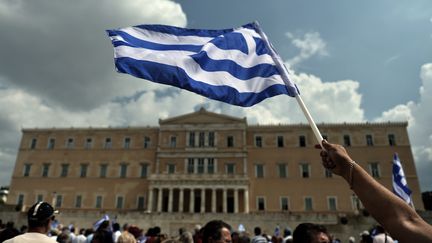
[159,108,246,125]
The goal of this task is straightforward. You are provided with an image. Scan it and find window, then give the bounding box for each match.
[369,162,380,178]
[140,163,148,178]
[23,163,32,177]
[388,134,396,146]
[199,132,205,147]
[55,195,63,208]
[304,197,313,211]
[280,197,289,211]
[95,196,103,209]
[300,163,310,178]
[144,136,151,148]
[189,132,195,147]
[36,194,43,202]
[197,158,205,174]
[60,164,69,177]
[278,163,288,178]
[257,197,265,211]
[80,164,88,178]
[75,195,82,208]
[48,138,55,149]
[42,163,50,177]
[277,136,284,147]
[255,164,264,178]
[100,164,108,178]
[137,196,145,210]
[255,136,262,147]
[366,134,373,146]
[66,138,74,149]
[17,194,24,205]
[120,163,128,178]
[299,135,306,147]
[226,163,235,175]
[325,169,333,178]
[85,138,93,149]
[208,132,215,147]
[116,196,124,209]
[187,158,195,174]
[170,136,177,148]
[167,164,176,174]
[124,137,131,149]
[328,197,337,211]
[104,138,112,149]
[227,136,234,147]
[30,138,37,149]
[343,135,351,147]
[207,158,215,174]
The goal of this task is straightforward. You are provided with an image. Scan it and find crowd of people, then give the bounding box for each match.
[0,215,399,243]
[1,140,431,243]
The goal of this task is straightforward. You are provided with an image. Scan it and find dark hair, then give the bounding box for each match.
[28,217,51,228]
[113,223,120,231]
[254,227,262,236]
[201,220,231,243]
[293,223,330,243]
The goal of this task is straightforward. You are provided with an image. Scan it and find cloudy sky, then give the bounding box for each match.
[0,0,431,191]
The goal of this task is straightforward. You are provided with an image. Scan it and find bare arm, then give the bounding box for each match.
[317,140,432,243]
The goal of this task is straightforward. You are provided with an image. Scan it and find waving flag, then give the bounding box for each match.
[106,22,299,107]
[392,153,412,205]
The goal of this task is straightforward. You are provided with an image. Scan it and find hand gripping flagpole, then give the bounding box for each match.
[254,22,324,149]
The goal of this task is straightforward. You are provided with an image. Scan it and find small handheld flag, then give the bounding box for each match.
[392,153,413,205]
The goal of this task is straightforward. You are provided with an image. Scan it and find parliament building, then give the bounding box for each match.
[7,108,423,217]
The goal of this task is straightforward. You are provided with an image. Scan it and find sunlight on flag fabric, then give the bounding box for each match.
[106,22,299,107]
[392,153,412,205]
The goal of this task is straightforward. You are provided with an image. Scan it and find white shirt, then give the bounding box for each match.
[373,233,394,243]
[4,232,57,243]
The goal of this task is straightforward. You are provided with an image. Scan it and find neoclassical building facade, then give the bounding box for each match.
[7,108,424,215]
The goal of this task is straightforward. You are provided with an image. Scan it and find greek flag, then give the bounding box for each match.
[392,153,412,205]
[106,22,299,107]
[93,214,109,230]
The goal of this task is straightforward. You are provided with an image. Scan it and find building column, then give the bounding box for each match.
[168,187,173,213]
[244,188,249,213]
[212,189,216,213]
[201,188,206,213]
[223,188,227,213]
[190,189,195,213]
[157,188,163,212]
[148,187,154,212]
[234,188,239,213]
[179,188,184,213]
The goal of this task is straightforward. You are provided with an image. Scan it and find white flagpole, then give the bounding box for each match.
[254,21,324,148]
[295,94,324,148]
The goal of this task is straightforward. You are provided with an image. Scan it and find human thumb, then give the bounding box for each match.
[321,139,331,149]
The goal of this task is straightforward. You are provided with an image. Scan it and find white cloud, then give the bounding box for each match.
[376,63,432,191]
[285,32,328,67]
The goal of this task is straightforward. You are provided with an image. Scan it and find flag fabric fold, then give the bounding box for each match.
[106,22,299,107]
[392,153,412,205]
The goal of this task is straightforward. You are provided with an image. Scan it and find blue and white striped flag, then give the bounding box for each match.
[93,214,109,230]
[106,22,299,107]
[392,153,412,205]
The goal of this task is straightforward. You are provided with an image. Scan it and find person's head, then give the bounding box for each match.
[27,201,57,233]
[292,223,331,243]
[113,223,121,232]
[201,220,232,243]
[283,227,292,238]
[254,227,262,236]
